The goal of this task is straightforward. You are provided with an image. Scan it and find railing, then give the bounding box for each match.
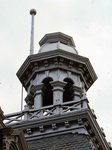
[4,99,88,125]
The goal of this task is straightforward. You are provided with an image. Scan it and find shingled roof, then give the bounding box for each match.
[27,133,93,150]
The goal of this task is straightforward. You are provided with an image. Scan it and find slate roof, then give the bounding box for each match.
[27,133,93,150]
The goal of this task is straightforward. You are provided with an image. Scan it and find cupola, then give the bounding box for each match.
[17,32,97,112]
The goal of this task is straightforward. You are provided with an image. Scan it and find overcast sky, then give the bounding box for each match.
[0,0,112,143]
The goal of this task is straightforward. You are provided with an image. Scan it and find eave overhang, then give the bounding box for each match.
[39,32,75,47]
[17,49,97,91]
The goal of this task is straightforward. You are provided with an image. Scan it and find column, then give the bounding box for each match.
[51,81,66,105]
[73,85,82,102]
[34,83,43,109]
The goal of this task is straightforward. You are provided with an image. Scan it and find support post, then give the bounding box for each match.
[30,9,36,55]
[51,81,66,105]
[34,84,43,109]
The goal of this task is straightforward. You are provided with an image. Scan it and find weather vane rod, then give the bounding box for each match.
[30,9,36,55]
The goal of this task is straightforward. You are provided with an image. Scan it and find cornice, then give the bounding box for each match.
[7,107,110,150]
[17,49,97,91]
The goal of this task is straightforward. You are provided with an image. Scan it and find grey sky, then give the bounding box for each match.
[0,0,112,143]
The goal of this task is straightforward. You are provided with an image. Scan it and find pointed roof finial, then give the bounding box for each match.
[30,9,37,55]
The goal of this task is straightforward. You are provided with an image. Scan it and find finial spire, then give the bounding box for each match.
[30,9,36,55]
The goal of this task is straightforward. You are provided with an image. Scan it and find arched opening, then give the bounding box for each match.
[9,142,18,150]
[42,77,53,106]
[63,78,74,102]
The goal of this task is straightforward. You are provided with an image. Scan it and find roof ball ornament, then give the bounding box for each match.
[30,9,37,15]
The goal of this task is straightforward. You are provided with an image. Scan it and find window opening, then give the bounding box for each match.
[42,77,53,106]
[63,78,74,102]
[9,142,18,150]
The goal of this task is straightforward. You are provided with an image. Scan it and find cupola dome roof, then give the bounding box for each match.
[38,32,78,54]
